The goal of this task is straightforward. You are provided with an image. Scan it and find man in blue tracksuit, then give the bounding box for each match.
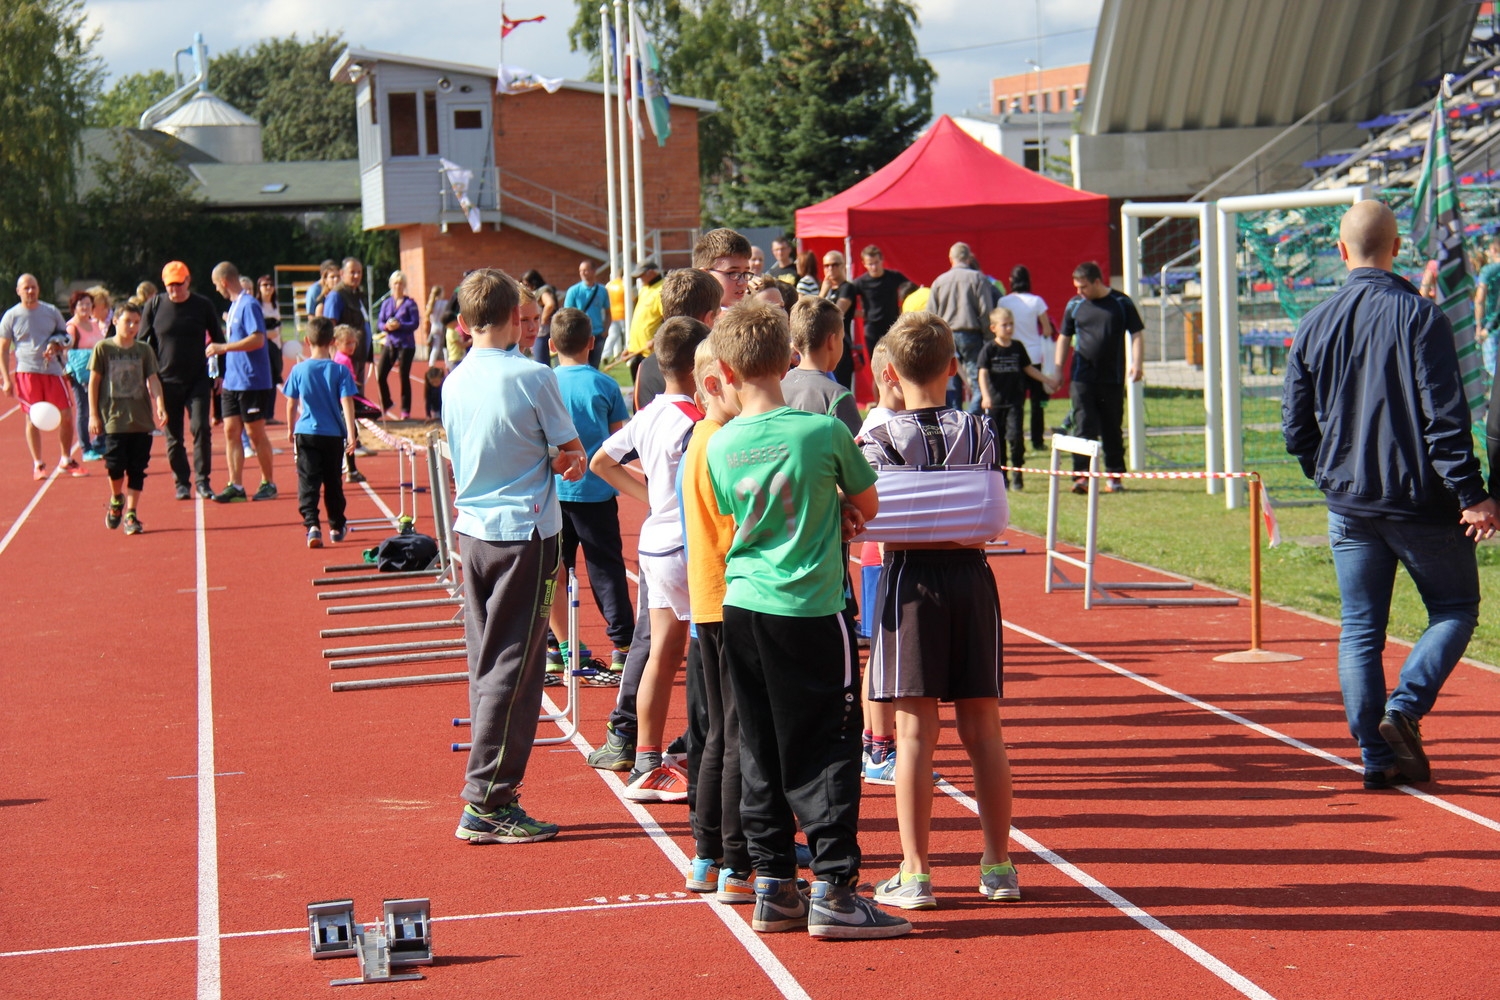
[1284,200,1499,790]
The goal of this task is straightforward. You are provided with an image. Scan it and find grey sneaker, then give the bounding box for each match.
[978,861,1020,902]
[586,724,634,772]
[251,481,278,501]
[752,876,808,933]
[873,871,937,910]
[807,880,911,939]
[195,481,214,499]
[454,800,559,844]
[1379,710,1431,783]
[122,513,144,536]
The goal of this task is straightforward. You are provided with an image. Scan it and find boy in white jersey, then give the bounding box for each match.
[592,316,711,802]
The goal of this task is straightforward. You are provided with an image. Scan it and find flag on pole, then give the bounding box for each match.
[502,13,545,37]
[1410,76,1488,420]
[439,158,482,233]
[497,65,564,95]
[630,6,671,146]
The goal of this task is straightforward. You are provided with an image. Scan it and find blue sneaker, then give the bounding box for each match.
[686,856,721,892]
[716,867,755,905]
[455,800,559,844]
[865,749,940,786]
[808,880,911,939]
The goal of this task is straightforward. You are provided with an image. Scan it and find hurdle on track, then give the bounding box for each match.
[1044,434,1237,610]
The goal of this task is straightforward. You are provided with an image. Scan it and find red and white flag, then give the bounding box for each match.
[502,13,545,37]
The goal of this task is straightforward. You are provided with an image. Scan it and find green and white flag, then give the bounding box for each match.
[1410,77,1488,420]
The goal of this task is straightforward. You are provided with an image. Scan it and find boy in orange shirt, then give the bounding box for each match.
[680,337,752,899]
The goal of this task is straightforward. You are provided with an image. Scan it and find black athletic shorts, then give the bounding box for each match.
[221,388,274,422]
[102,432,152,489]
[867,548,1002,702]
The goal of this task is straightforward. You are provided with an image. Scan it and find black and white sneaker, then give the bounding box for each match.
[807,880,911,939]
[752,876,808,933]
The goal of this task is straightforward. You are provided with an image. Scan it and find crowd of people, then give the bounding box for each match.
[2,202,1492,936]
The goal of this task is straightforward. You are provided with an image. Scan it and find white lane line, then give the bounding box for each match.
[544,693,813,1000]
[938,781,1276,1000]
[0,403,19,422]
[0,897,704,959]
[0,466,61,558]
[1002,618,1500,835]
[358,479,400,526]
[195,497,222,1000]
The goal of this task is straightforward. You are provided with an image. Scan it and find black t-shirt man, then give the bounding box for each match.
[853,268,909,348]
[764,263,798,282]
[1060,289,1145,384]
[141,292,225,385]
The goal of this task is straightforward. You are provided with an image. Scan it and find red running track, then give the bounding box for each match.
[3,393,1500,1000]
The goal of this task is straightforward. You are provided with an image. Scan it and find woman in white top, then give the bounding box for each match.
[997,265,1055,450]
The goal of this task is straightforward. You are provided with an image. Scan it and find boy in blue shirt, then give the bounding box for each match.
[443,269,587,844]
[207,261,278,502]
[706,300,907,940]
[281,316,358,548]
[545,307,633,674]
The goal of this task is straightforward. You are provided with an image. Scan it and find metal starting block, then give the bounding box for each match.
[307,900,357,959]
[310,897,432,986]
[384,898,433,966]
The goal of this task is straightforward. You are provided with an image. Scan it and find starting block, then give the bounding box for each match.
[309,897,432,986]
[308,899,358,959]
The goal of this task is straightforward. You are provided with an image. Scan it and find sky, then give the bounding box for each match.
[85,0,1104,120]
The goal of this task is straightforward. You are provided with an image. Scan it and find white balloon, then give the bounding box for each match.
[28,401,61,432]
[282,339,303,362]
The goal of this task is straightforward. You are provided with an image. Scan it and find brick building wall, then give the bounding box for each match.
[397,86,702,304]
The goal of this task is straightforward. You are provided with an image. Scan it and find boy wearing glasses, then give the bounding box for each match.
[695,228,754,308]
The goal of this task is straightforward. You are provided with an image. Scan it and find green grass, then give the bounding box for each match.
[1004,476,1500,666]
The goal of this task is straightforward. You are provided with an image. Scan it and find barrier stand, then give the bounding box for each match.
[1042,434,1237,610]
[1212,477,1303,663]
[450,569,587,750]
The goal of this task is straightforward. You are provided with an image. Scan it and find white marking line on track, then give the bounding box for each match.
[543,693,813,1000]
[0,466,61,558]
[1002,618,1500,834]
[195,498,222,1000]
[0,898,704,959]
[0,403,18,421]
[939,782,1277,1000]
[357,479,400,525]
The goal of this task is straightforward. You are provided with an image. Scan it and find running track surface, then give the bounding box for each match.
[3,387,1500,1000]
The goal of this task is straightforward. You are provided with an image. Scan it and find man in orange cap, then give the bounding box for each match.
[140,261,225,500]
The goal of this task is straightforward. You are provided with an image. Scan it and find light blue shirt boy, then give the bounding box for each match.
[441,346,578,541]
[554,363,629,503]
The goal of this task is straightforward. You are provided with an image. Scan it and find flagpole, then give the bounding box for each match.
[601,4,620,292]
[629,2,647,278]
[613,0,634,330]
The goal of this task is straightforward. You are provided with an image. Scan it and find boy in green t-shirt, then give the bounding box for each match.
[90,302,166,535]
[706,300,907,940]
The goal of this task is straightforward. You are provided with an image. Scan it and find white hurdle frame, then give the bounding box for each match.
[1120,202,1221,493]
[1044,435,1236,610]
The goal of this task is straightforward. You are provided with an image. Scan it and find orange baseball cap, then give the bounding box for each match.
[162,261,190,284]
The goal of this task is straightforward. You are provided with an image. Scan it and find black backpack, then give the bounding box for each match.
[369,533,439,572]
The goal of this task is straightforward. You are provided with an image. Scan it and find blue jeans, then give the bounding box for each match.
[953,329,985,413]
[1327,510,1480,770]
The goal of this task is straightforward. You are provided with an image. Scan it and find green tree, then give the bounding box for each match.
[74,133,197,290]
[0,0,100,297]
[89,68,175,127]
[568,0,931,227]
[210,33,355,161]
[723,0,932,229]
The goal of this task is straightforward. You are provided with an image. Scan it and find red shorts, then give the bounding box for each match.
[15,373,73,412]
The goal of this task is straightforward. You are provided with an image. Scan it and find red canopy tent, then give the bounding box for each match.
[794,115,1113,329]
